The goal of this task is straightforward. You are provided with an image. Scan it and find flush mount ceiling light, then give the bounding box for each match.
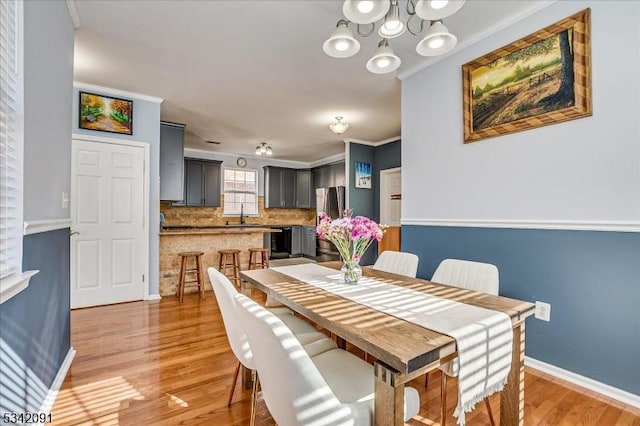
[255,142,273,156]
[329,116,350,135]
[323,0,464,74]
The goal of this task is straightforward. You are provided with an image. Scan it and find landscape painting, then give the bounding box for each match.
[79,92,133,135]
[462,9,591,143]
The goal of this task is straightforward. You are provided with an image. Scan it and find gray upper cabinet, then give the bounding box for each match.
[184,158,222,206]
[311,160,345,189]
[264,166,311,208]
[159,121,185,200]
[295,169,311,208]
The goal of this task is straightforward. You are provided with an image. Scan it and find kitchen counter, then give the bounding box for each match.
[160,226,280,236]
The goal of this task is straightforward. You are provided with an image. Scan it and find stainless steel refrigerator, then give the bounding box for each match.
[315,186,345,260]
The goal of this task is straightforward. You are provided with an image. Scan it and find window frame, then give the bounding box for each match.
[222,167,259,217]
[0,0,37,304]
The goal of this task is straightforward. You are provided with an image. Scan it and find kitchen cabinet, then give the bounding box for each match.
[311,160,345,189]
[291,226,303,256]
[159,121,185,200]
[264,166,310,208]
[302,226,316,257]
[295,169,312,208]
[183,158,222,206]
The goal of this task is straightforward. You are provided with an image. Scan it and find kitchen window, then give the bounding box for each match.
[223,168,258,216]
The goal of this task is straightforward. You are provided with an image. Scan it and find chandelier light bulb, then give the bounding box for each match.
[266,147,273,156]
[366,39,401,74]
[323,20,361,58]
[357,0,374,13]
[343,0,390,24]
[431,0,449,9]
[415,0,465,20]
[378,0,405,38]
[429,37,444,49]
[416,20,457,56]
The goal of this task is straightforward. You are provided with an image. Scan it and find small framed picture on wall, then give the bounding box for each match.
[355,162,372,189]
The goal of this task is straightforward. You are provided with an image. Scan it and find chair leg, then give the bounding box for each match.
[485,397,496,426]
[227,361,241,407]
[440,372,447,426]
[424,372,429,388]
[250,370,259,426]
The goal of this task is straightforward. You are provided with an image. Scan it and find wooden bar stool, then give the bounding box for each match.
[177,251,205,303]
[218,249,241,288]
[248,248,270,270]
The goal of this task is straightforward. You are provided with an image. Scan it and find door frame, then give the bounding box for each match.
[379,167,402,226]
[71,133,151,301]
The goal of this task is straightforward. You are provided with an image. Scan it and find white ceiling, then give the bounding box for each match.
[72,0,549,162]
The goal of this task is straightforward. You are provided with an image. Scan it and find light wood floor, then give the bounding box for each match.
[52,292,640,425]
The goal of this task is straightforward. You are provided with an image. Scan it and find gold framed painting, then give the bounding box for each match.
[462,8,592,143]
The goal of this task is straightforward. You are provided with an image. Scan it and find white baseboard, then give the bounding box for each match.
[145,294,161,301]
[525,356,640,408]
[39,347,76,415]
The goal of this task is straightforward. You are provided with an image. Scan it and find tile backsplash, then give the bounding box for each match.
[160,196,315,226]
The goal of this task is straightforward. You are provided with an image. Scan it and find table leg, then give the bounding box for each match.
[335,335,346,350]
[501,321,525,426]
[374,361,404,426]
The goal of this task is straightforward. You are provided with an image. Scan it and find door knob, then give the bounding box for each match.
[70,229,80,236]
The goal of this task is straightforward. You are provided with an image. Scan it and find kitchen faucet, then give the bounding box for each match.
[240,203,245,225]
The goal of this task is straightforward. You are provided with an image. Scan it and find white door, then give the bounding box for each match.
[71,139,146,308]
[380,168,402,226]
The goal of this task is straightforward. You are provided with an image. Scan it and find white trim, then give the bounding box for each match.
[71,134,151,302]
[309,152,347,168]
[0,270,38,304]
[397,0,558,80]
[65,0,81,29]
[525,356,640,408]
[345,136,401,147]
[344,141,350,208]
[184,147,310,168]
[24,219,71,235]
[401,218,640,233]
[74,81,163,104]
[39,347,76,415]
[145,294,161,301]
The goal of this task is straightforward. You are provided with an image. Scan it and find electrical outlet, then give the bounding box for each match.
[535,301,551,321]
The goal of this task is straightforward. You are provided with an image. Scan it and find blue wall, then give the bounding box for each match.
[402,225,640,394]
[1,230,71,412]
[373,140,401,223]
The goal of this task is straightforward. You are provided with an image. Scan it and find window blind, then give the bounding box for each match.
[0,0,24,280]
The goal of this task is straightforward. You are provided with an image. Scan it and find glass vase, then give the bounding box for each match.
[341,260,362,284]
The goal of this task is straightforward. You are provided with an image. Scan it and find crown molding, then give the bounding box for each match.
[184,147,310,168]
[65,0,81,29]
[397,0,558,80]
[345,136,401,147]
[74,81,164,104]
[309,152,346,168]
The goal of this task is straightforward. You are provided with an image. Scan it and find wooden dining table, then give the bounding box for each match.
[240,262,535,426]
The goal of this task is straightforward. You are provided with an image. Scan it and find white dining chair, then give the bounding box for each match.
[429,258,499,426]
[235,292,421,426]
[372,250,420,278]
[208,267,337,426]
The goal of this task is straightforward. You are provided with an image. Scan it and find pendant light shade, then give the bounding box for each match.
[366,39,401,74]
[378,0,405,38]
[416,21,457,56]
[329,116,350,135]
[342,0,390,24]
[255,142,273,156]
[415,0,465,20]
[323,20,361,58]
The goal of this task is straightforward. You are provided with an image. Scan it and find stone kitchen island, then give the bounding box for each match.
[159,226,279,297]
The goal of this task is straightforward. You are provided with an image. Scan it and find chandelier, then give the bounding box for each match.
[255,141,273,156]
[323,0,465,74]
[329,116,350,135]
